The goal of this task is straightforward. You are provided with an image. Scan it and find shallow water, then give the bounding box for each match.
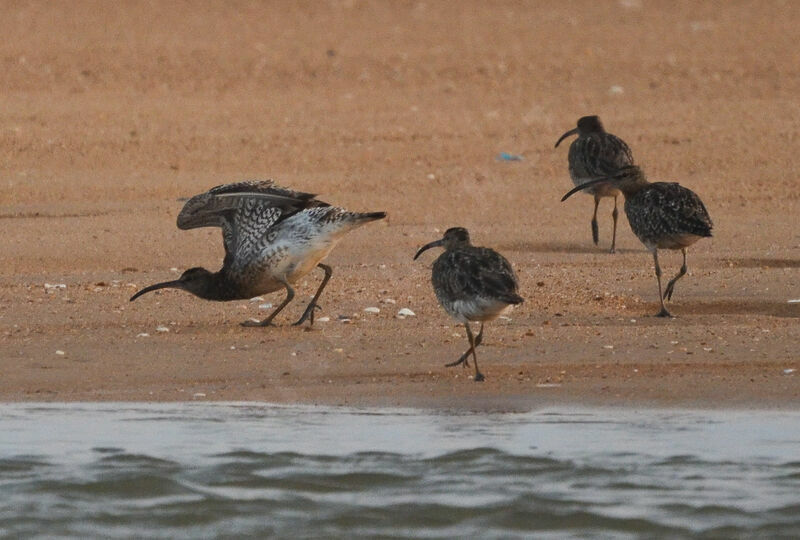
[1,403,799,539]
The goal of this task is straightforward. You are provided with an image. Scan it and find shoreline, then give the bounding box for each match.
[1,2,798,410]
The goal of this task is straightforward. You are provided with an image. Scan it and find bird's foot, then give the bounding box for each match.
[609,245,616,254]
[445,356,469,368]
[591,221,599,246]
[241,318,275,328]
[292,304,322,327]
[663,285,675,301]
[473,372,485,382]
[655,308,674,318]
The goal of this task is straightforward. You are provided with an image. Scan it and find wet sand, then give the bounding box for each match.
[1,1,798,409]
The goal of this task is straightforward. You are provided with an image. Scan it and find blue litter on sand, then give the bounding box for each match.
[497,152,524,161]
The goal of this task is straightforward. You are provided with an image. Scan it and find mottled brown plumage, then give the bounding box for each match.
[414,227,523,381]
[555,115,635,252]
[131,180,386,326]
[562,165,712,317]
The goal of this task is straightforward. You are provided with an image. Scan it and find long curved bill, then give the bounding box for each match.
[554,127,578,148]
[561,176,615,202]
[413,239,444,260]
[129,280,184,301]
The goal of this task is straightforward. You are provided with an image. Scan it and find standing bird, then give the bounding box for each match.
[555,115,635,252]
[130,180,386,326]
[414,228,523,382]
[561,165,712,317]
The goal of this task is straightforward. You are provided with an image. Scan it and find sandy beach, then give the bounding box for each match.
[1,0,798,409]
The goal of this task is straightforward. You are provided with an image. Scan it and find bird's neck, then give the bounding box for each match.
[617,173,650,198]
[619,181,649,198]
[445,240,473,251]
[191,271,242,301]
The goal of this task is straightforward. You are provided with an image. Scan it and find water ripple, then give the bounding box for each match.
[1,404,799,538]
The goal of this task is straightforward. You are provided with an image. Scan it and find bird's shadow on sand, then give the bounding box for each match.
[717,257,800,269]
[496,241,641,255]
[685,299,799,318]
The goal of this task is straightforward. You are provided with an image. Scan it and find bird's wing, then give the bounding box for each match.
[176,180,328,262]
[636,183,714,237]
[434,248,521,304]
[570,133,634,181]
[583,134,635,177]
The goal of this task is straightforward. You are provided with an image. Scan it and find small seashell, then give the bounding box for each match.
[136,333,150,338]
[155,326,170,333]
[192,393,206,398]
[44,283,67,290]
[364,307,380,314]
[397,308,415,318]
[317,316,330,322]
[55,350,65,356]
[258,303,273,310]
[250,296,265,302]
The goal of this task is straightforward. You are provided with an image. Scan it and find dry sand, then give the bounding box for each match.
[1,1,798,410]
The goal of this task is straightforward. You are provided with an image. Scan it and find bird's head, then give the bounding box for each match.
[413,227,471,260]
[129,267,215,301]
[555,115,605,148]
[561,165,647,202]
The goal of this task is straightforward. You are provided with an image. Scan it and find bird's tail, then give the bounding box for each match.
[355,211,387,222]
[318,209,387,237]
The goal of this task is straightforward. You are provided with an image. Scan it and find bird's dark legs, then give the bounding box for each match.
[445,323,484,368]
[652,250,672,318]
[293,263,333,327]
[466,323,485,382]
[663,249,687,301]
[591,195,600,246]
[242,279,295,327]
[610,196,619,253]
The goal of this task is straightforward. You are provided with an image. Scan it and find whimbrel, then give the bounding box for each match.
[555,115,635,252]
[562,165,712,317]
[130,180,386,326]
[414,228,523,381]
